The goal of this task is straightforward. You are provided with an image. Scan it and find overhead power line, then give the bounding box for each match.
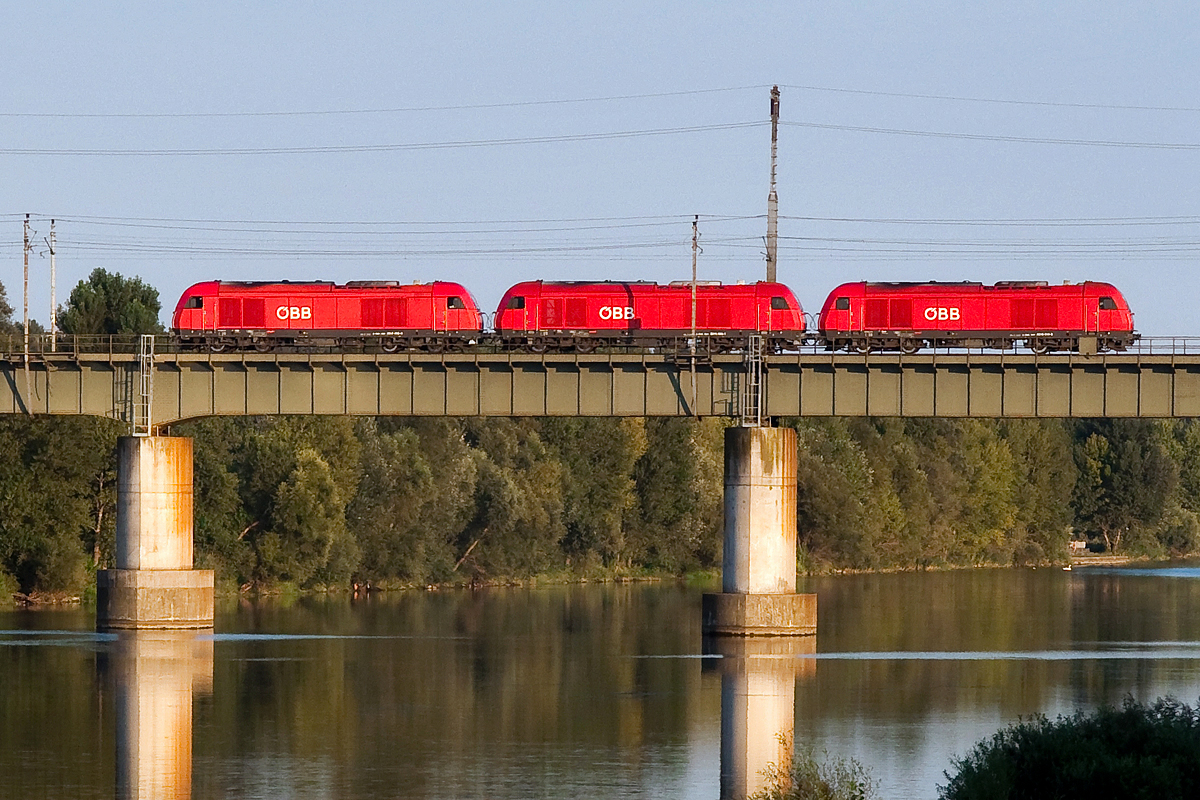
[781,214,1200,227]
[0,86,764,119]
[0,121,764,156]
[783,120,1200,150]
[781,83,1200,114]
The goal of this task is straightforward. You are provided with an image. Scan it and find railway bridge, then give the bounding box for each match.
[4,336,1200,425]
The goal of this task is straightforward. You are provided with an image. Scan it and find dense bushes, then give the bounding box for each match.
[940,698,1200,799]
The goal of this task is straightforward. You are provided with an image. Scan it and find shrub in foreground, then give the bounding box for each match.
[753,746,878,800]
[940,697,1200,799]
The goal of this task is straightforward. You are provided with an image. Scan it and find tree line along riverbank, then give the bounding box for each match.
[2,272,1199,602]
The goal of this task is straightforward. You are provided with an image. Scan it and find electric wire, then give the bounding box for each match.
[0,121,764,156]
[782,120,1200,150]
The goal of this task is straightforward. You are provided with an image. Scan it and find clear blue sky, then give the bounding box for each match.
[3,2,1199,333]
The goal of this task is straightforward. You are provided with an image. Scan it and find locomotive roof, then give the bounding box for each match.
[861,280,1065,290]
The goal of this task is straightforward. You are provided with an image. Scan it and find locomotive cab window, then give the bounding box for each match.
[506,296,525,309]
[1099,297,1118,310]
[770,296,789,310]
[185,296,203,309]
[835,297,850,311]
[446,296,466,309]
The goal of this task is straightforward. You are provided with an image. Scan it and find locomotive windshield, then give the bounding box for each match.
[835,297,850,310]
[506,296,525,309]
[770,296,789,310]
[447,296,466,309]
[1099,297,1118,310]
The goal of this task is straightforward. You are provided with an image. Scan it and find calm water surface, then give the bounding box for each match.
[5,564,1200,799]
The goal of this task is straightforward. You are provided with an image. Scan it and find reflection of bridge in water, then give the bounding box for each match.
[101,627,808,800]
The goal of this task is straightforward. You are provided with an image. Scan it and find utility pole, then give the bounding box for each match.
[22,214,31,408]
[766,85,780,283]
[691,215,699,412]
[47,219,57,352]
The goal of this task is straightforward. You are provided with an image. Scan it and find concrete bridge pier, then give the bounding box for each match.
[702,425,815,636]
[97,436,214,630]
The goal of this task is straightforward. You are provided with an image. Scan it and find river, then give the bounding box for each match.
[4,564,1200,799]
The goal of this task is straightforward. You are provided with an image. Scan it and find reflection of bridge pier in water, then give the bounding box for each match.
[707,636,816,800]
[104,630,213,800]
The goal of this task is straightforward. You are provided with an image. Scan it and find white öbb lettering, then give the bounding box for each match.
[923,307,961,322]
[276,306,313,321]
[598,306,635,321]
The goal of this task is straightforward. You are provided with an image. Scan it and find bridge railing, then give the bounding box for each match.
[4,333,1200,358]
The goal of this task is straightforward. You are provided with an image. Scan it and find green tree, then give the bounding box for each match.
[460,418,566,578]
[1072,420,1177,552]
[179,418,254,584]
[0,280,15,334]
[347,419,443,582]
[792,419,904,570]
[255,447,360,586]
[58,268,164,335]
[232,417,362,585]
[1001,420,1077,563]
[0,418,120,594]
[541,418,647,568]
[628,418,726,573]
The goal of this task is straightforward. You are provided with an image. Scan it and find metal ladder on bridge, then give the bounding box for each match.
[741,334,765,426]
[133,334,154,436]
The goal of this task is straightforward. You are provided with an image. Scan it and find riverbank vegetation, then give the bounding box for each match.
[939,697,1200,799]
[3,274,1200,601]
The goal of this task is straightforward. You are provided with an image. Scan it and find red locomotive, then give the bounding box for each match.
[172,280,483,351]
[816,281,1136,354]
[493,280,806,352]
[167,276,1140,356]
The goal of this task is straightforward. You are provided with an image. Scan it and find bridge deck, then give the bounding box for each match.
[4,346,1200,424]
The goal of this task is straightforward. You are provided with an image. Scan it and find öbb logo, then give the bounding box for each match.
[598,306,635,320]
[924,307,961,322]
[276,306,313,321]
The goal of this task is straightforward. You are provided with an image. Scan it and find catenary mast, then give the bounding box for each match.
[766,85,780,282]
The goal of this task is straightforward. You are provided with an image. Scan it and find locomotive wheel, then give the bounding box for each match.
[528,339,548,354]
[207,339,228,353]
[380,339,399,353]
[852,340,871,355]
[253,340,272,353]
[900,339,921,355]
[1030,339,1049,355]
[575,339,596,354]
[426,340,445,354]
